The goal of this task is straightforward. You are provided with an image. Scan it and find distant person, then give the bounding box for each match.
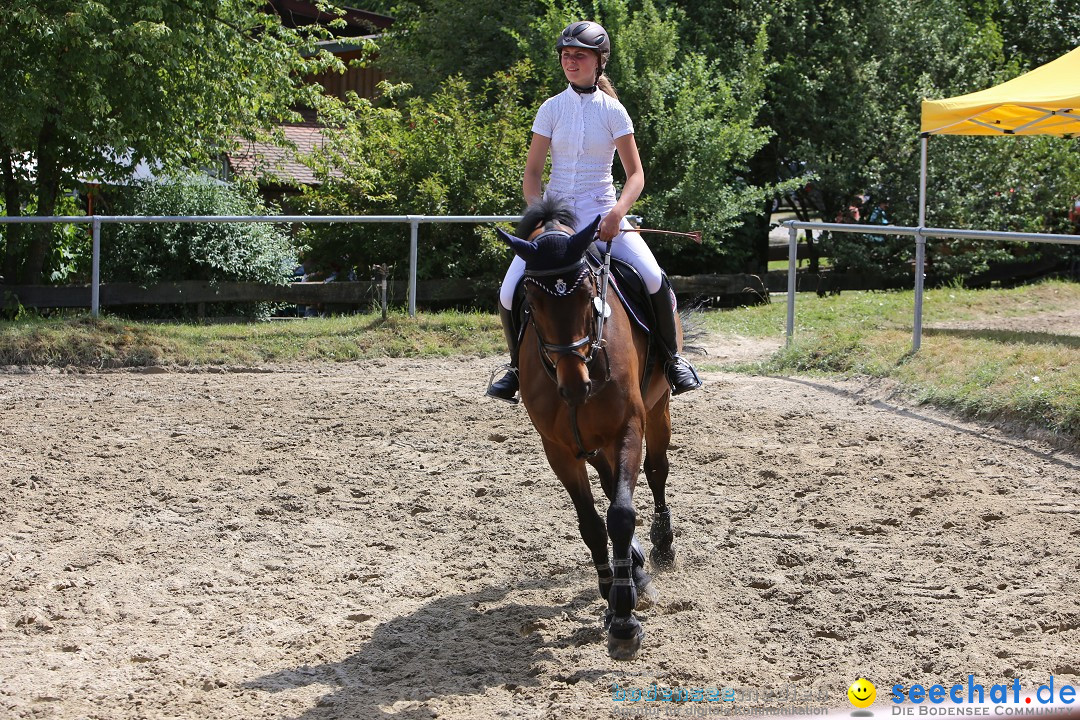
[1069,195,1080,233]
[835,198,861,224]
[866,198,890,244]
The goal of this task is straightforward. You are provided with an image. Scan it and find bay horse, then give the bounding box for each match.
[496,197,679,660]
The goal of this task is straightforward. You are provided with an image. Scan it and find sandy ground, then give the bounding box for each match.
[2,334,1079,719]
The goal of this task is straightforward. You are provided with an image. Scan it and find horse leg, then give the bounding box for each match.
[605,426,645,661]
[545,440,612,602]
[591,454,656,608]
[644,396,676,570]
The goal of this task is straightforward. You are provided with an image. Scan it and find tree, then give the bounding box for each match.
[670,0,1080,278]
[0,0,338,284]
[299,68,534,281]
[371,0,786,275]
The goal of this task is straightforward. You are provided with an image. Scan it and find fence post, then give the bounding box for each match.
[407,216,420,317]
[91,217,102,319]
[913,230,926,352]
[786,223,798,346]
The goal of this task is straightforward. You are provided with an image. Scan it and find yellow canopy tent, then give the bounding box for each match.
[921,46,1080,137]
[900,47,1079,351]
[917,46,1080,224]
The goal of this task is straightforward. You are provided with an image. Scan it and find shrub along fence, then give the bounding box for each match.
[3,215,1077,318]
[0,214,521,317]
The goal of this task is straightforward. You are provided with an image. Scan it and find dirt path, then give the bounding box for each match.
[2,348,1078,719]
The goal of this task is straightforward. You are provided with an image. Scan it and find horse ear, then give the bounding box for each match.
[568,214,602,256]
[496,227,538,261]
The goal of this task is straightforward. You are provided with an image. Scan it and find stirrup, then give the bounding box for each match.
[666,354,702,395]
[485,364,520,404]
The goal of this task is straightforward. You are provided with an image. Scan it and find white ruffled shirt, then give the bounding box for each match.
[531,85,635,203]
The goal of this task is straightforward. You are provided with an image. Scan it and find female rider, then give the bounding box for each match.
[487,20,702,403]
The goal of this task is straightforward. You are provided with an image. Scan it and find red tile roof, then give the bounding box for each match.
[227,124,330,187]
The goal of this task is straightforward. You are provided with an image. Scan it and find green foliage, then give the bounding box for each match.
[103,181,295,318]
[667,0,1080,279]
[362,0,781,277]
[2,194,90,284]
[300,68,534,281]
[378,0,536,98]
[0,0,337,283]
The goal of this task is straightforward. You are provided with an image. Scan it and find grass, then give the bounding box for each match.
[701,279,1080,445]
[3,280,1077,445]
[0,311,504,367]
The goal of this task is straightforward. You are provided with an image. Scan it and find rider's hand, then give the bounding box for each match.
[598,212,622,243]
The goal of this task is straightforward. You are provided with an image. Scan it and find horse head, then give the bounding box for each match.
[497,200,603,407]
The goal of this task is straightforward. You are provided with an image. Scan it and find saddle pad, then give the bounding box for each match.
[511,250,655,339]
[587,250,654,336]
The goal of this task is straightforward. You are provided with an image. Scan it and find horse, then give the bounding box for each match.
[496,197,680,660]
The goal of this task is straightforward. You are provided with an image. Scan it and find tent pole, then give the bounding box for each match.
[913,134,928,352]
[918,134,928,227]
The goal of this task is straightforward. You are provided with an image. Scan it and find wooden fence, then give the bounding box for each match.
[0,270,916,313]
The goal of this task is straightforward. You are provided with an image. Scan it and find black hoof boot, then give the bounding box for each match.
[606,580,641,659]
[629,537,657,608]
[649,508,676,570]
[595,561,614,602]
[485,368,519,404]
[607,614,644,661]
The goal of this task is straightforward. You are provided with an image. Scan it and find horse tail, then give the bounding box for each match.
[517,196,577,237]
[678,304,708,356]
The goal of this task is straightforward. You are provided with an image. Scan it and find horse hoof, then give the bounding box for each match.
[635,580,659,610]
[650,545,676,571]
[607,616,644,661]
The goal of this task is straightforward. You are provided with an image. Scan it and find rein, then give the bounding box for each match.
[524,236,615,459]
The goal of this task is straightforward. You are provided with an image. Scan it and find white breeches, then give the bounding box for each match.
[499,194,663,311]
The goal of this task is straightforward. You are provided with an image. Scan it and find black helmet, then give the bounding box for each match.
[556,21,610,69]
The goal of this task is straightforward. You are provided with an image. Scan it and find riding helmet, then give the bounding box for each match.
[556,21,611,69]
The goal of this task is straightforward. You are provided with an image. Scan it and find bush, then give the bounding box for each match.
[103,180,296,319]
[300,69,532,284]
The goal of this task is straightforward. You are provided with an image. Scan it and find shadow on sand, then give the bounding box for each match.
[245,582,612,719]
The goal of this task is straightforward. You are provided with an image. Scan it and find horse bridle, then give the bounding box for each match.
[523,233,615,458]
[523,235,613,369]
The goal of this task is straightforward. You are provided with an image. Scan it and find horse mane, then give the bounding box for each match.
[516,196,577,237]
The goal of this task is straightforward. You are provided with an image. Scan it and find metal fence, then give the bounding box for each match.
[783,220,1080,351]
[4,214,1078,345]
[0,214,523,317]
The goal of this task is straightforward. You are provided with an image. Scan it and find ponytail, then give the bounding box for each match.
[597,73,617,99]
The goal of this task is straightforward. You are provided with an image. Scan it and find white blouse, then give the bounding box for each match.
[531,85,635,202]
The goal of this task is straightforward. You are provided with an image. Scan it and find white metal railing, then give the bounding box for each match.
[783,220,1080,351]
[0,214,523,317]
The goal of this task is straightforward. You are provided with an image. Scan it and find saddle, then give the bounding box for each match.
[511,245,657,342]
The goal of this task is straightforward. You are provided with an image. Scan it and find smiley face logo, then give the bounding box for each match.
[848,678,876,708]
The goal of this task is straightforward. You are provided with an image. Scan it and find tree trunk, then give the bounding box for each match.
[748,141,776,274]
[791,186,822,274]
[24,114,62,284]
[1,144,23,284]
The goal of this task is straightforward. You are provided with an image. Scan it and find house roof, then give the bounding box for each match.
[267,0,393,36]
[227,124,330,187]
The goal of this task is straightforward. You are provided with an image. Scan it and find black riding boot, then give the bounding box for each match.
[649,275,702,395]
[486,306,521,404]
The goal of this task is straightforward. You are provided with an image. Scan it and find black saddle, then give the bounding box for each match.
[511,246,657,341]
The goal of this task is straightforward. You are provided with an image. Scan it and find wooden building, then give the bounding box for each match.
[225,1,393,193]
